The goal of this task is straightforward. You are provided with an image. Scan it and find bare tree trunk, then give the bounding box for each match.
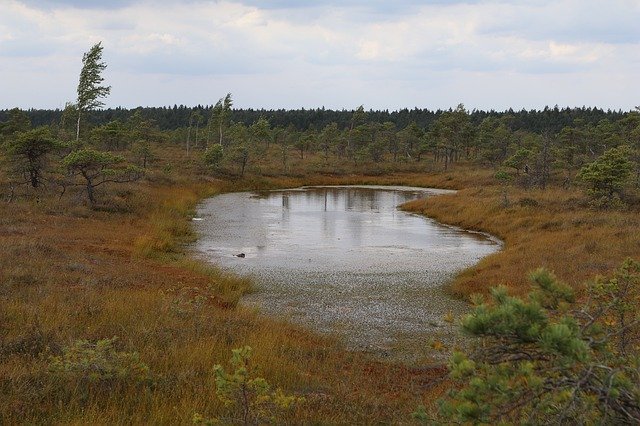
[76,113,81,141]
[87,182,95,205]
[186,120,192,157]
[443,148,449,171]
[205,120,212,148]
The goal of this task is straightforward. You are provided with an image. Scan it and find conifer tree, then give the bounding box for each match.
[578,145,634,205]
[418,261,640,425]
[63,148,141,205]
[6,127,60,188]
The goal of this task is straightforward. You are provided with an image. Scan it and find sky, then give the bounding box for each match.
[1,0,639,111]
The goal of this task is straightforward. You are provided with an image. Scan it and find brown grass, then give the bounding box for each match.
[2,145,638,423]
[402,182,640,299]
[0,165,449,424]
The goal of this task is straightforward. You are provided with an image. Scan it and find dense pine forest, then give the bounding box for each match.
[2,104,627,133]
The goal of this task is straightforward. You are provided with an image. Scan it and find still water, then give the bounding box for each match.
[193,186,500,362]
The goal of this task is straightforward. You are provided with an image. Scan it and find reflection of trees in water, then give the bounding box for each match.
[260,187,462,249]
[281,194,290,223]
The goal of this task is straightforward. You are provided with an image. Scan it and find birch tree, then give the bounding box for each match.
[210,93,233,146]
[76,42,111,140]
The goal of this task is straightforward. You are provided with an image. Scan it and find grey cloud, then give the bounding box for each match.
[112,50,262,76]
[238,0,481,10]
[477,2,640,45]
[0,38,60,58]
[19,0,135,9]
[3,0,640,110]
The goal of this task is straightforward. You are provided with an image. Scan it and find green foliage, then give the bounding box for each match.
[477,118,512,166]
[5,127,61,188]
[90,119,129,150]
[250,117,271,146]
[49,337,150,386]
[203,145,224,170]
[431,261,640,425]
[63,148,125,172]
[317,122,340,162]
[503,147,533,174]
[132,139,154,168]
[76,42,111,112]
[63,148,143,204]
[0,108,31,139]
[229,144,250,177]
[76,41,111,140]
[367,135,388,163]
[494,170,511,184]
[194,346,303,425]
[210,93,233,146]
[578,145,634,205]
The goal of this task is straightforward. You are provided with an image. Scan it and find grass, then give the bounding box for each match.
[0,163,451,424]
[402,183,640,299]
[1,145,638,423]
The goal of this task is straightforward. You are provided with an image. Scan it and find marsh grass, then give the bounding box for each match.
[402,185,640,299]
[0,162,451,424]
[1,143,638,423]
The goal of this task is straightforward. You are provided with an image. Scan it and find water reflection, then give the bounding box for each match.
[194,186,500,363]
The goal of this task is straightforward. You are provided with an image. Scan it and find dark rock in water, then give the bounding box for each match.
[235,253,246,258]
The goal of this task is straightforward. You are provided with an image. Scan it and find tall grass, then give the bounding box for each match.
[0,167,451,424]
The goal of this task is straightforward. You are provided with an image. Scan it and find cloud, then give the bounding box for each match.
[1,0,639,110]
[19,0,135,9]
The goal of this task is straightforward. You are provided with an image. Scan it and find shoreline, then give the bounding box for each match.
[190,184,500,364]
[4,167,638,423]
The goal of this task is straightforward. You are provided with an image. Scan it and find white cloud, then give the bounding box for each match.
[0,0,639,110]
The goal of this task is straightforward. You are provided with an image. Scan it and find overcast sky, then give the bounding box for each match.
[1,0,639,111]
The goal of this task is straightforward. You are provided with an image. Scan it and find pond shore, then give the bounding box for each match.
[3,162,638,424]
[193,186,500,363]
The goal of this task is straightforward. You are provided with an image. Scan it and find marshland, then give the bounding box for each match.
[2,1,640,423]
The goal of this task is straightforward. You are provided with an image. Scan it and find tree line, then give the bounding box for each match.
[1,41,639,210]
[2,98,640,208]
[1,104,628,134]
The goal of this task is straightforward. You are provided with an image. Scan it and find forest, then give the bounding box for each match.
[0,103,627,134]
[2,99,639,200]
[1,42,639,425]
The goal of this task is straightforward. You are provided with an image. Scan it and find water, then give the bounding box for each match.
[193,186,500,363]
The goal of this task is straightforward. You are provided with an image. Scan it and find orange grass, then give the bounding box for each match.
[2,144,638,423]
[0,168,447,424]
[402,183,640,299]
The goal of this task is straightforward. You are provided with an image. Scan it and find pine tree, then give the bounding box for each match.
[422,261,640,425]
[578,145,634,206]
[6,127,60,188]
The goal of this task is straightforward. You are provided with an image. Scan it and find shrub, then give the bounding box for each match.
[578,145,634,206]
[49,337,151,386]
[203,145,224,171]
[418,260,640,424]
[194,346,303,425]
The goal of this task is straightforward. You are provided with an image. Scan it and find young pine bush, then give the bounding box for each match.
[193,346,303,425]
[415,259,640,425]
[577,145,634,208]
[48,337,151,386]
